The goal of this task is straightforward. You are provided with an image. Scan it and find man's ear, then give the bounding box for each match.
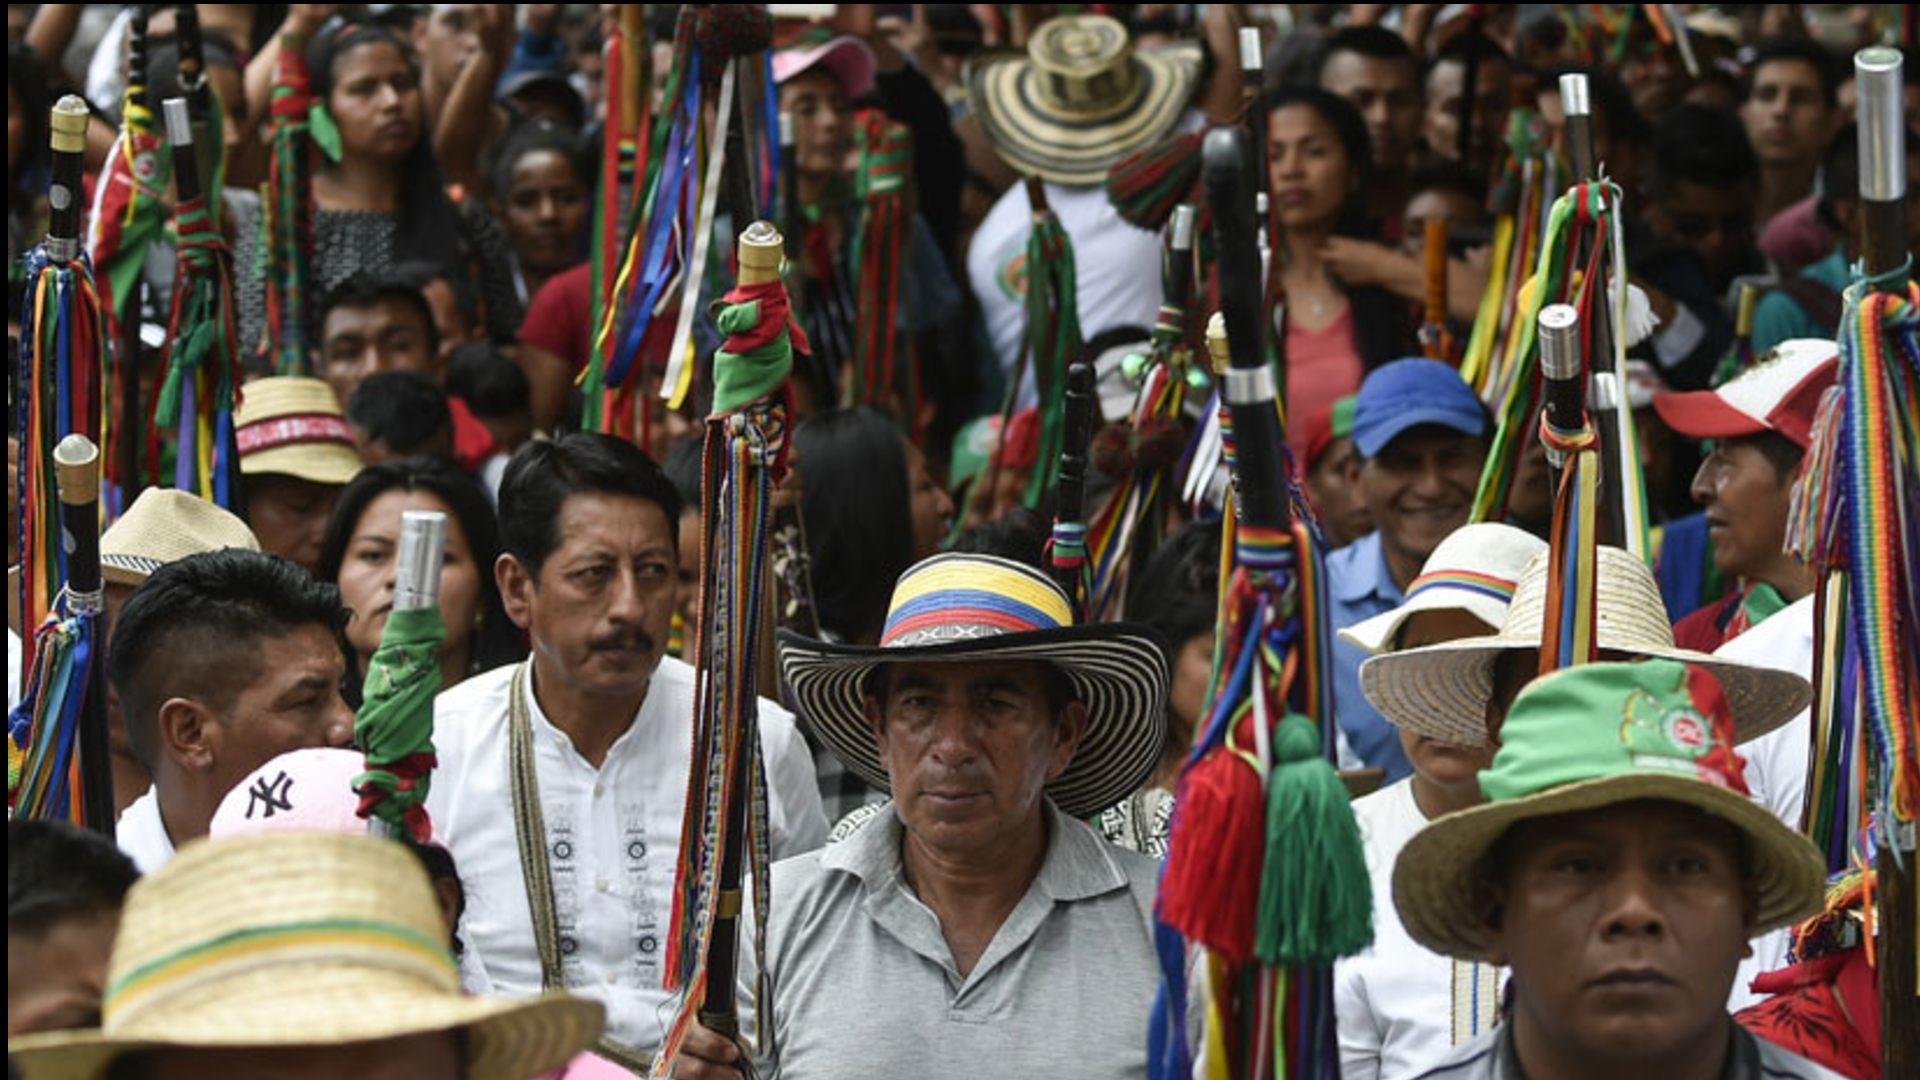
[157,698,218,773]
[1048,700,1090,782]
[496,553,534,631]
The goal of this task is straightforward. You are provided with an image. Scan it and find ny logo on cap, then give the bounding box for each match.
[246,771,295,819]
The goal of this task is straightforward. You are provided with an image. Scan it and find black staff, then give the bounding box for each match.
[1537,303,1583,486]
[54,435,114,835]
[1048,358,1097,613]
[1557,72,1625,549]
[173,2,219,185]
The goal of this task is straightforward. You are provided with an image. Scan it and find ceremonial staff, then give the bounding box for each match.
[355,510,449,843]
[59,437,113,834]
[174,2,220,192]
[1047,358,1096,613]
[1556,74,1625,544]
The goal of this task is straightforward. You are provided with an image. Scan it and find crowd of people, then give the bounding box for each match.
[7,5,1914,1080]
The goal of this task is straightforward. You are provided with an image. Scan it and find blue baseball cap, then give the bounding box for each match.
[1350,358,1488,458]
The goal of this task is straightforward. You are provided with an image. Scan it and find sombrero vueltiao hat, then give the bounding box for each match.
[968,14,1201,186]
[1392,659,1826,961]
[1339,523,1546,655]
[233,375,364,486]
[100,487,260,588]
[6,832,601,1080]
[777,553,1169,817]
[1360,546,1811,748]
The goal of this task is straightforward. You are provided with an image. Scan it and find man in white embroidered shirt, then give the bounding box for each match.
[427,432,827,1071]
[670,552,1171,1080]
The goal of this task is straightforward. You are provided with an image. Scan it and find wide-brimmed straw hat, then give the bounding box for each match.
[6,832,601,1080]
[99,488,260,588]
[1339,523,1546,655]
[777,553,1168,817]
[233,376,364,486]
[1360,546,1810,747]
[968,14,1201,185]
[1392,659,1826,961]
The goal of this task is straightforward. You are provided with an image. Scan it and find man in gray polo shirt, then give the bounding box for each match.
[670,552,1171,1079]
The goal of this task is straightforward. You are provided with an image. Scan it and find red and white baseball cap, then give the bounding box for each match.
[1652,339,1839,449]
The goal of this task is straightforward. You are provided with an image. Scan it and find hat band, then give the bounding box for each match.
[107,917,458,1026]
[882,589,1065,647]
[1407,569,1517,604]
[236,413,356,456]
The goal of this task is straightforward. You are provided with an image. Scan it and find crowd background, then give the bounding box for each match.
[6,4,1918,1080]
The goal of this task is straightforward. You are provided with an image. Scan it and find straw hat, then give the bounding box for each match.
[6,832,601,1080]
[99,488,260,588]
[233,376,364,486]
[778,553,1169,817]
[1360,546,1810,747]
[1339,523,1546,655]
[968,15,1201,185]
[1391,660,1827,962]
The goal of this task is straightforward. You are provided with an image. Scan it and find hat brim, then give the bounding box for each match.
[1360,635,1809,748]
[1651,389,1770,443]
[775,36,877,100]
[777,624,1169,818]
[1391,772,1827,962]
[1338,591,1505,656]
[7,987,602,1080]
[968,45,1200,185]
[100,554,163,589]
[240,443,363,487]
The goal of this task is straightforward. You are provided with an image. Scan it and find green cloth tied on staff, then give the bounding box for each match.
[711,280,803,412]
[355,606,445,841]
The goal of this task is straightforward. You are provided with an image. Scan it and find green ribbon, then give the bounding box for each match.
[354,606,446,830]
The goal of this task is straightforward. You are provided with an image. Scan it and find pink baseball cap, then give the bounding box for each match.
[1652,339,1839,450]
[772,35,877,100]
[210,748,395,840]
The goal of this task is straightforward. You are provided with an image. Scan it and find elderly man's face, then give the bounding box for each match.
[867,660,1085,855]
[1479,799,1755,1069]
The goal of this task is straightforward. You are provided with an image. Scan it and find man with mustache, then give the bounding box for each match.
[671,552,1171,1079]
[1326,359,1490,782]
[1392,660,1837,1080]
[426,432,828,1070]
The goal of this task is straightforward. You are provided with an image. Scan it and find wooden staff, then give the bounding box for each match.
[54,435,113,835]
[1048,359,1096,613]
[1557,72,1625,549]
[1204,128,1289,529]
[1853,45,1916,1078]
[48,98,88,267]
[1537,304,1583,484]
[173,2,218,185]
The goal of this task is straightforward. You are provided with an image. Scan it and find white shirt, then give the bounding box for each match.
[966,182,1166,409]
[427,657,828,1053]
[1715,593,1817,1011]
[116,786,175,874]
[1338,779,1506,1080]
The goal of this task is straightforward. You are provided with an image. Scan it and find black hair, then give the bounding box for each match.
[1127,519,1222,668]
[1816,125,1920,228]
[308,19,470,285]
[488,116,590,210]
[445,342,531,421]
[345,371,452,457]
[109,550,347,772]
[8,819,140,939]
[661,434,705,512]
[949,506,1049,570]
[1550,65,1652,149]
[1726,430,1806,484]
[320,269,443,359]
[314,456,523,686]
[1648,104,1759,196]
[392,258,480,338]
[8,39,50,190]
[146,31,243,102]
[794,408,916,644]
[1317,25,1417,82]
[1429,28,1511,75]
[497,432,684,576]
[1745,37,1840,110]
[1406,158,1490,213]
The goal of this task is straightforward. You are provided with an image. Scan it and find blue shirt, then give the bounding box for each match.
[1326,532,1413,781]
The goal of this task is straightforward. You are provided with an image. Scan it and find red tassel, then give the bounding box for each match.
[1157,737,1266,968]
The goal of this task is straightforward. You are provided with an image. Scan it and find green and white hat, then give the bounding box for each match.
[1391,659,1826,962]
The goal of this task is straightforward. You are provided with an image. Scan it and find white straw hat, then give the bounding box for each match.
[6,833,602,1080]
[1339,523,1547,655]
[99,488,260,588]
[1360,546,1810,747]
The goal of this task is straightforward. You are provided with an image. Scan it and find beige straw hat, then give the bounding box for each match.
[6,833,603,1080]
[1339,523,1546,655]
[99,488,260,588]
[1360,546,1810,747]
[968,14,1201,185]
[233,376,364,486]
[1391,660,1826,962]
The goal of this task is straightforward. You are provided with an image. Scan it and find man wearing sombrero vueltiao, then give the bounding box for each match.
[668,553,1171,1080]
[1392,660,1839,1080]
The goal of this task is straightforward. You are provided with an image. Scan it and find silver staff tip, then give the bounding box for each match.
[1170,204,1197,250]
[1558,73,1591,117]
[393,510,450,612]
[162,97,194,145]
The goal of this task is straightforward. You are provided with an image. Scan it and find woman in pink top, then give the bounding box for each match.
[1267,89,1418,462]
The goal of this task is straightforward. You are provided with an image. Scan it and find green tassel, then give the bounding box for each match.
[1254,712,1373,966]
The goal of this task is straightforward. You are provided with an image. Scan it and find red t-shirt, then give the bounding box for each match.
[1285,305,1365,464]
[518,263,595,374]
